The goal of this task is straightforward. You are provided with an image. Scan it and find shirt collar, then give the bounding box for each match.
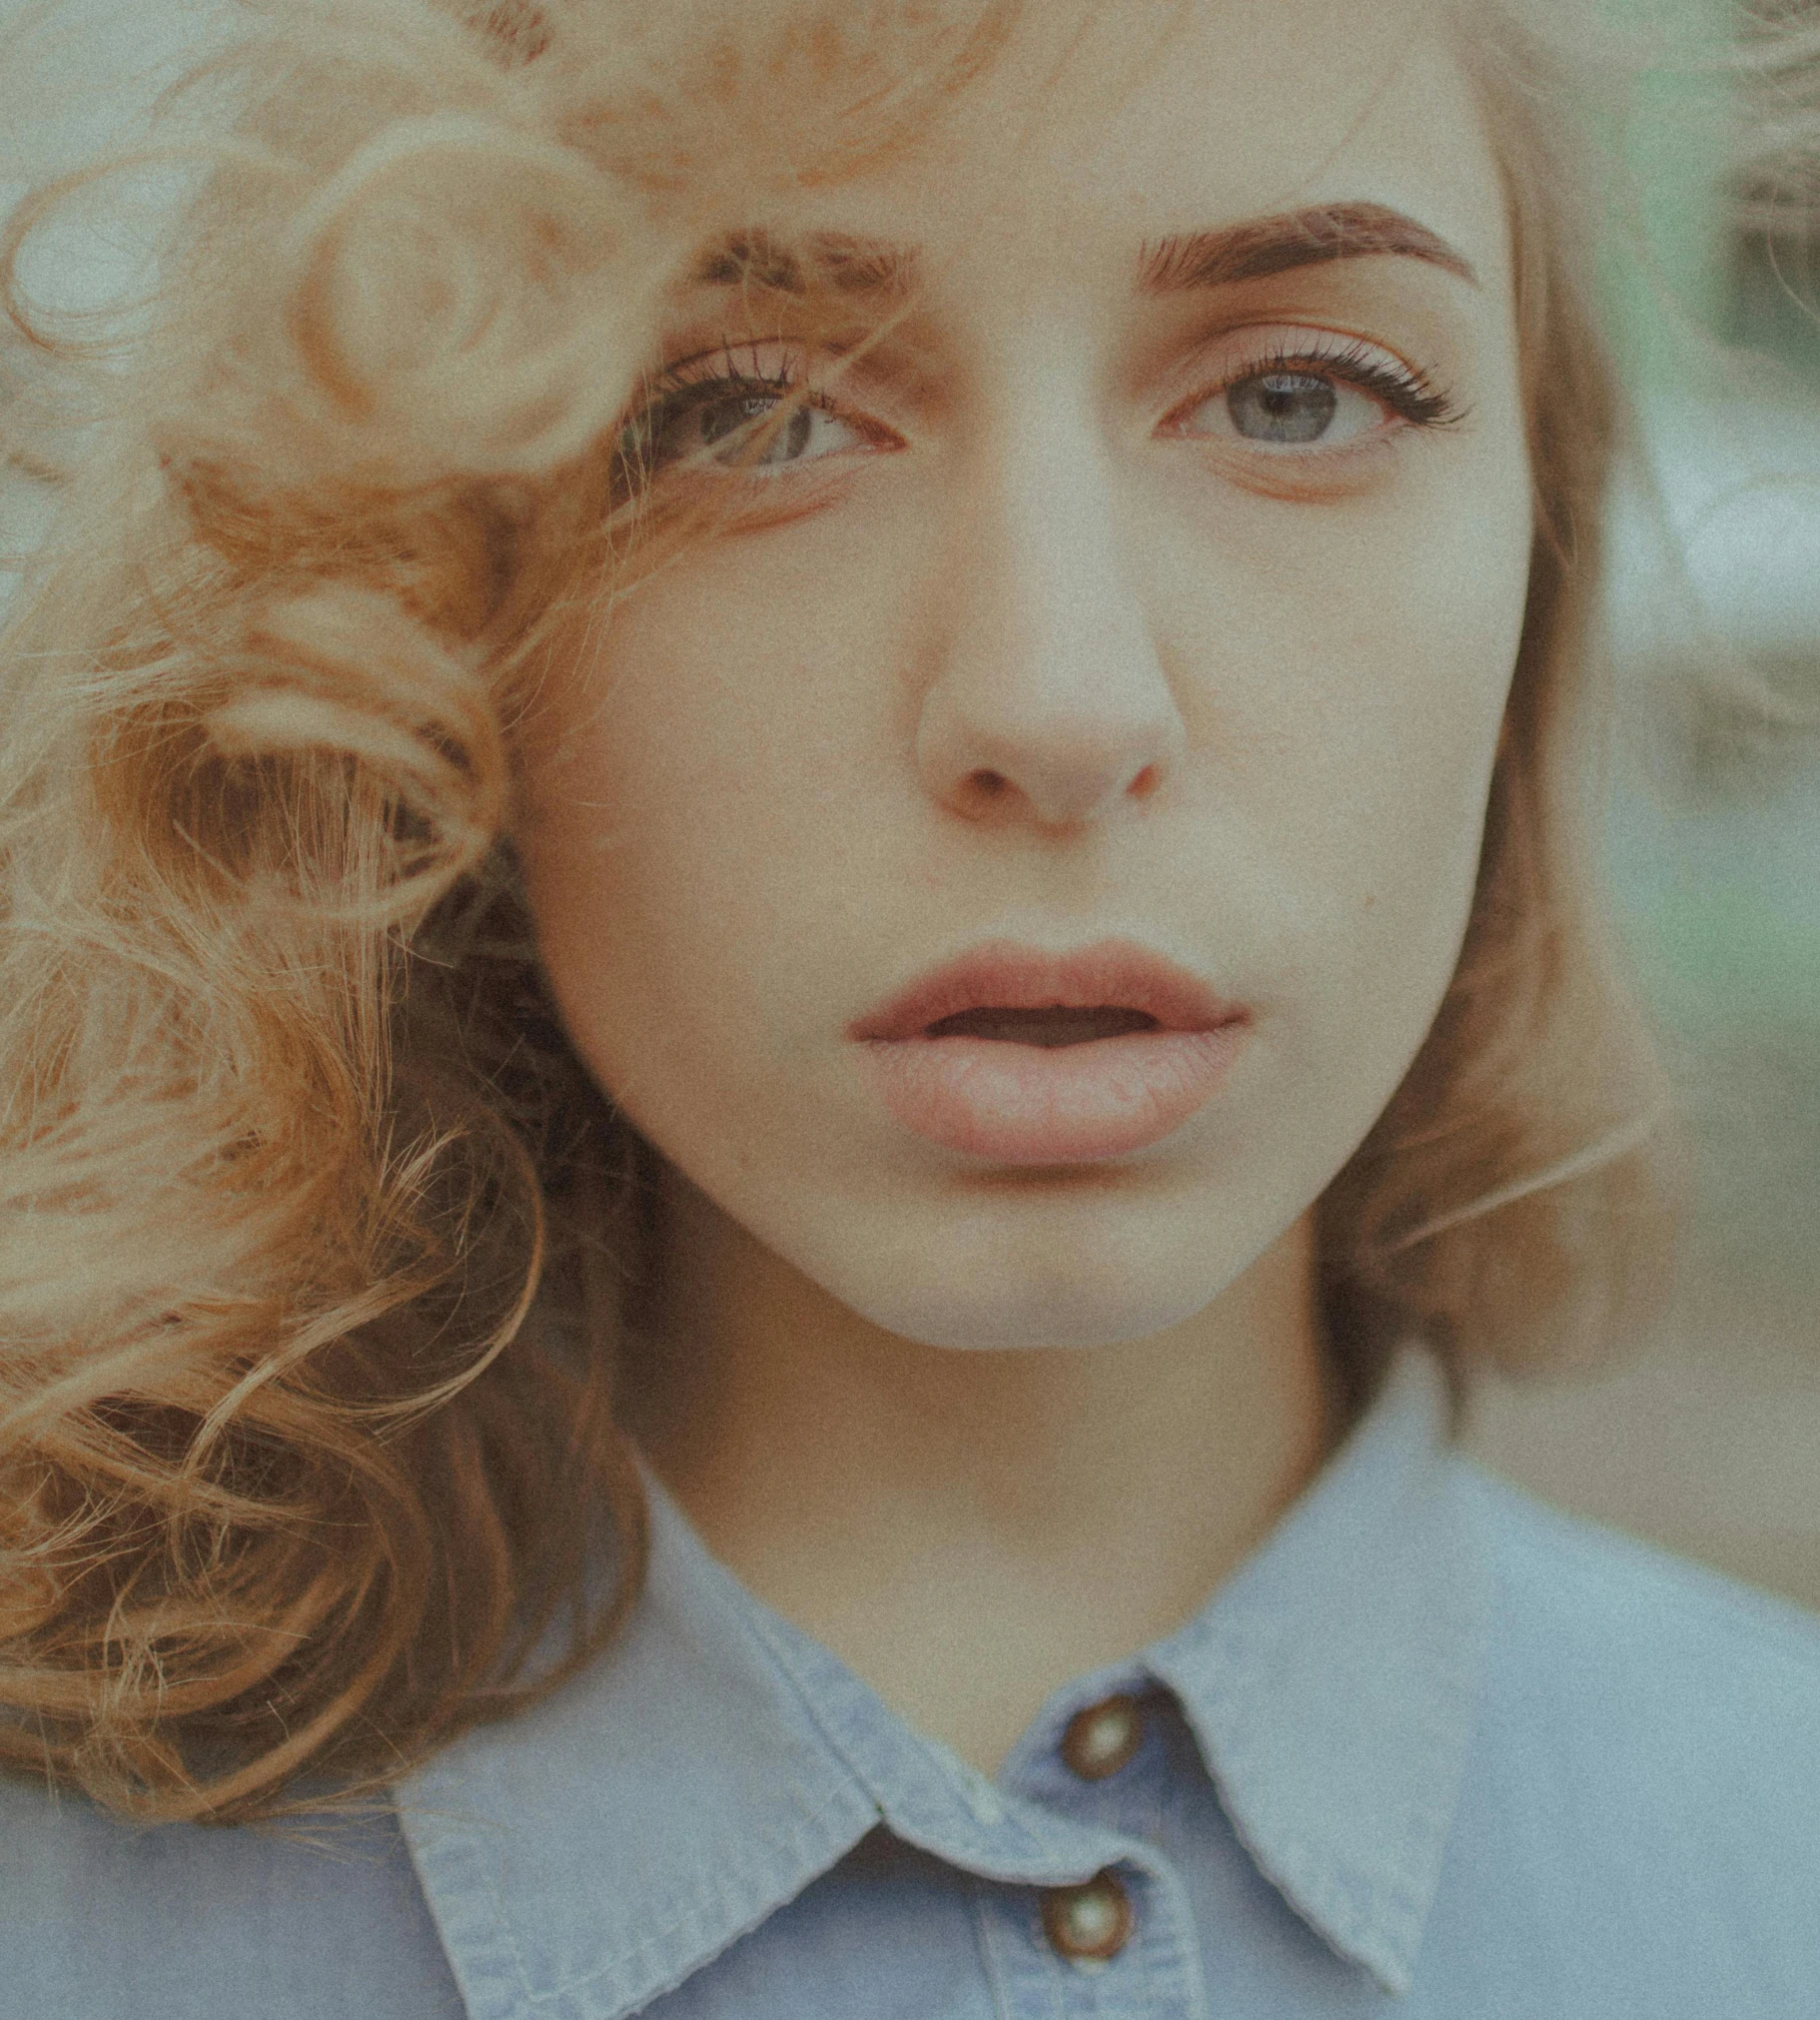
[394,1473,880,2020]
[395,1344,1490,2018]
[1146,1346,1492,1992]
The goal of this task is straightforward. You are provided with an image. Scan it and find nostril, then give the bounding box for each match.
[1130,763,1159,798]
[970,769,1008,797]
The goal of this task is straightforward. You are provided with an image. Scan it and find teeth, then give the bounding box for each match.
[924,1006,1161,1047]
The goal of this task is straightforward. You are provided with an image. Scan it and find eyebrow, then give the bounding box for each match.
[684,200,1477,305]
[688,230,919,301]
[1139,202,1478,293]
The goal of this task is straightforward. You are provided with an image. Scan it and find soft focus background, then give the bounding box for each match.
[1,0,1817,1608]
[1462,0,1820,1613]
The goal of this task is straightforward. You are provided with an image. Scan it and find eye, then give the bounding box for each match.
[616,337,897,493]
[1221,370,1369,446]
[1163,332,1460,456]
[1179,367,1396,451]
[646,385,871,473]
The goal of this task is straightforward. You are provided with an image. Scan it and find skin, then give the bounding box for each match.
[517,0,1534,1771]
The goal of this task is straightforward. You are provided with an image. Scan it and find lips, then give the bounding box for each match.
[847,938,1252,1164]
[848,938,1246,1045]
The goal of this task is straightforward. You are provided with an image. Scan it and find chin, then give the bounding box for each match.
[801,1224,1250,1353]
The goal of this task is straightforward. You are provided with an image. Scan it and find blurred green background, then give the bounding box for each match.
[1466,0,1820,1612]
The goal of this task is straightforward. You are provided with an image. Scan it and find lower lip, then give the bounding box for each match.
[854,1025,1251,1164]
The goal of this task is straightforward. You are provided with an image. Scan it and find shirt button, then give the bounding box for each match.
[1060,1693,1144,1780]
[1041,1870,1134,1963]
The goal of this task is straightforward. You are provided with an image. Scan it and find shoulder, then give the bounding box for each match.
[1456,1462,1820,1889]
[1463,1459,1820,1709]
[0,1770,463,2020]
[1408,1463,1820,2007]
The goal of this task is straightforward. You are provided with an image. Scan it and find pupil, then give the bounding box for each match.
[700,395,773,447]
[703,396,812,463]
[1227,372,1338,445]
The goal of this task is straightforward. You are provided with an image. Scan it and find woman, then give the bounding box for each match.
[0,0,1815,2013]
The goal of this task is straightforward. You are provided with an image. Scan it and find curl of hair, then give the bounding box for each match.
[0,0,1677,1822]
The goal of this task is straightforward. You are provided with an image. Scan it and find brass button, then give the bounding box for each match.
[1060,1694,1143,1780]
[1041,1869,1134,1962]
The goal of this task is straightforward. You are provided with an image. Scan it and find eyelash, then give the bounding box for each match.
[1217,335,1462,431]
[650,343,809,420]
[614,341,826,479]
[614,330,1462,486]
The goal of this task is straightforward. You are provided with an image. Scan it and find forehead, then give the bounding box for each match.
[678,0,1510,311]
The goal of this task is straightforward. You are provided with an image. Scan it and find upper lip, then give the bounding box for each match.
[848,937,1250,1043]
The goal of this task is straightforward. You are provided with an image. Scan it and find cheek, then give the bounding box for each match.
[1290,577,1519,934]
[513,558,893,1106]
[1335,503,1530,946]
[1164,446,1530,935]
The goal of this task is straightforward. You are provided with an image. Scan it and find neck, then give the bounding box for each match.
[621,1165,1337,1775]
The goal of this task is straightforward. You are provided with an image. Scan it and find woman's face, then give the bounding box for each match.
[518,0,1534,1352]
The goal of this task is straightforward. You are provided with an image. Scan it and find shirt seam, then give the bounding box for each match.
[400,1767,877,2016]
[732,1604,1067,1868]
[966,1869,1020,2020]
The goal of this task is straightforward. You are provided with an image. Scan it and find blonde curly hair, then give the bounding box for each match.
[0,0,1677,1824]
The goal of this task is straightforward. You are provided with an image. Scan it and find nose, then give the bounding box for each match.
[915,417,1186,832]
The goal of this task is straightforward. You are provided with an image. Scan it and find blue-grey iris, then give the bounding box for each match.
[1227,371,1338,444]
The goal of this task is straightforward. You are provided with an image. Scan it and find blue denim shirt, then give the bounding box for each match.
[5,1346,1819,2019]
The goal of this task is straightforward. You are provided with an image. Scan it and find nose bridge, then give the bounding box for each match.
[974,393,1153,692]
[999,424,1127,661]
[919,399,1185,830]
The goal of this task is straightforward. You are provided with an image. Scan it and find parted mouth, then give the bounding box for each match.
[848,937,1249,1046]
